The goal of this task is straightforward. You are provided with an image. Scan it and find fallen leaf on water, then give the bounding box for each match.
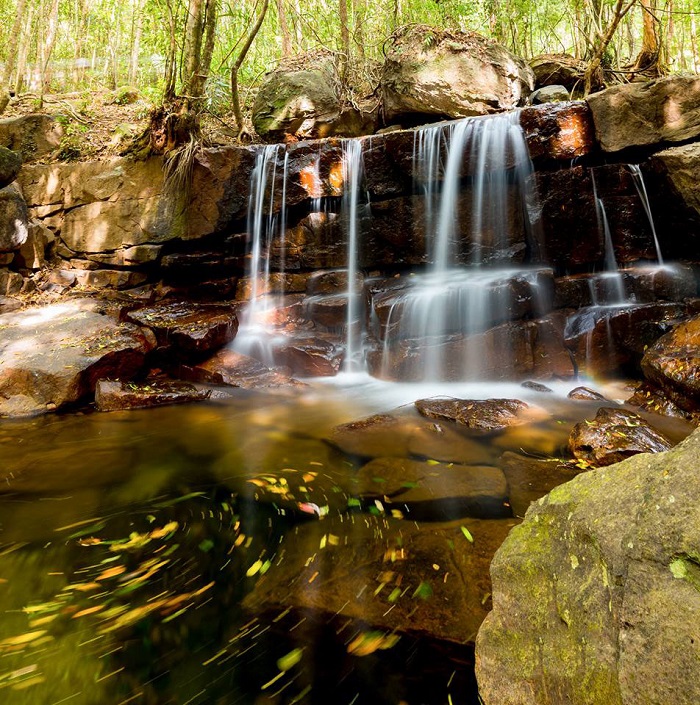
[460,526,474,543]
[347,631,400,656]
[277,647,303,672]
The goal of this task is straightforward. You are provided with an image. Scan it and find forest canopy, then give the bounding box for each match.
[0,0,696,133]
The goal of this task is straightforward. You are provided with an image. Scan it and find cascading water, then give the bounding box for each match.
[376,112,549,381]
[628,164,664,265]
[233,144,287,366]
[341,138,366,372]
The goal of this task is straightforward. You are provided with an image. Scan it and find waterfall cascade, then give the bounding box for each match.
[233,111,690,383]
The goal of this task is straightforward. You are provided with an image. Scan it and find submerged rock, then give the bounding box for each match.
[380,26,534,122]
[244,513,520,645]
[355,457,510,520]
[568,407,672,467]
[415,398,531,431]
[95,378,211,411]
[125,301,238,357]
[476,426,700,705]
[0,299,154,417]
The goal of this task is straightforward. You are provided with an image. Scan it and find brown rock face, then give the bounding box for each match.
[520,102,596,163]
[381,26,534,122]
[587,75,700,152]
[95,379,210,411]
[641,315,700,411]
[0,183,28,253]
[529,53,589,91]
[125,301,238,357]
[271,334,344,377]
[0,114,63,160]
[0,299,154,417]
[568,407,672,467]
[0,146,21,189]
[415,398,530,431]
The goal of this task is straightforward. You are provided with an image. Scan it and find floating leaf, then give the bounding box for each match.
[198,539,215,553]
[246,560,263,577]
[277,647,303,672]
[460,526,474,543]
[347,631,400,656]
[412,581,433,600]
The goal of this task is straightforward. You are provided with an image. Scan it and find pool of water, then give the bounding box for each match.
[0,376,691,704]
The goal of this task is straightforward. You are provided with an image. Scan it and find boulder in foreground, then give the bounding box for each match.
[476,427,700,705]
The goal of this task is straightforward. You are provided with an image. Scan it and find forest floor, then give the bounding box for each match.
[4,88,244,163]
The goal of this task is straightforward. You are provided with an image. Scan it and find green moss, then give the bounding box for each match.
[670,555,700,592]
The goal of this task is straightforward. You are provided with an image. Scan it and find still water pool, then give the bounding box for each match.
[0,375,690,704]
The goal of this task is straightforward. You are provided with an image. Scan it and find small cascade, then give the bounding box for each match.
[376,112,547,382]
[591,170,626,305]
[233,144,287,366]
[628,164,664,264]
[341,139,366,371]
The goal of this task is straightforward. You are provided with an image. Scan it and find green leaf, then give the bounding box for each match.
[460,526,474,543]
[277,647,304,672]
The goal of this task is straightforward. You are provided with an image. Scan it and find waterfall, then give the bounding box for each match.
[375,112,547,382]
[628,164,664,265]
[341,139,366,372]
[233,144,286,366]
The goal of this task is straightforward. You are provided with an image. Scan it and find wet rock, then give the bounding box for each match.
[521,381,552,393]
[94,378,211,411]
[381,26,533,121]
[330,413,419,458]
[235,272,309,299]
[0,299,154,417]
[567,385,608,401]
[565,302,688,376]
[306,269,363,295]
[476,427,700,705]
[125,301,238,357]
[587,75,700,153]
[520,102,596,162]
[528,85,570,104]
[0,183,28,252]
[627,382,700,426]
[0,113,63,160]
[271,334,344,377]
[498,451,581,518]
[355,457,510,520]
[407,421,496,465]
[178,349,303,390]
[529,53,588,91]
[640,315,700,412]
[0,146,21,188]
[416,398,530,431]
[568,406,672,467]
[244,513,520,644]
[492,419,571,457]
[303,293,356,330]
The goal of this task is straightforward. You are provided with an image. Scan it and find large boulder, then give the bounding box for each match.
[476,427,700,705]
[587,75,700,153]
[380,26,534,122]
[252,53,376,142]
[0,114,63,160]
[0,299,154,417]
[529,53,589,92]
[0,183,28,253]
[0,146,21,188]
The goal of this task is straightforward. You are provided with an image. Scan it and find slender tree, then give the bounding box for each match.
[0,0,28,113]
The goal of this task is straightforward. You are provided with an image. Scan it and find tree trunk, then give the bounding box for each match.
[632,0,664,76]
[352,0,365,60]
[276,0,292,57]
[231,0,270,138]
[40,0,61,99]
[128,0,144,86]
[339,0,350,82]
[183,0,205,95]
[0,0,28,113]
[583,0,637,94]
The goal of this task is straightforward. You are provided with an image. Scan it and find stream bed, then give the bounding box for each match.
[0,376,692,704]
